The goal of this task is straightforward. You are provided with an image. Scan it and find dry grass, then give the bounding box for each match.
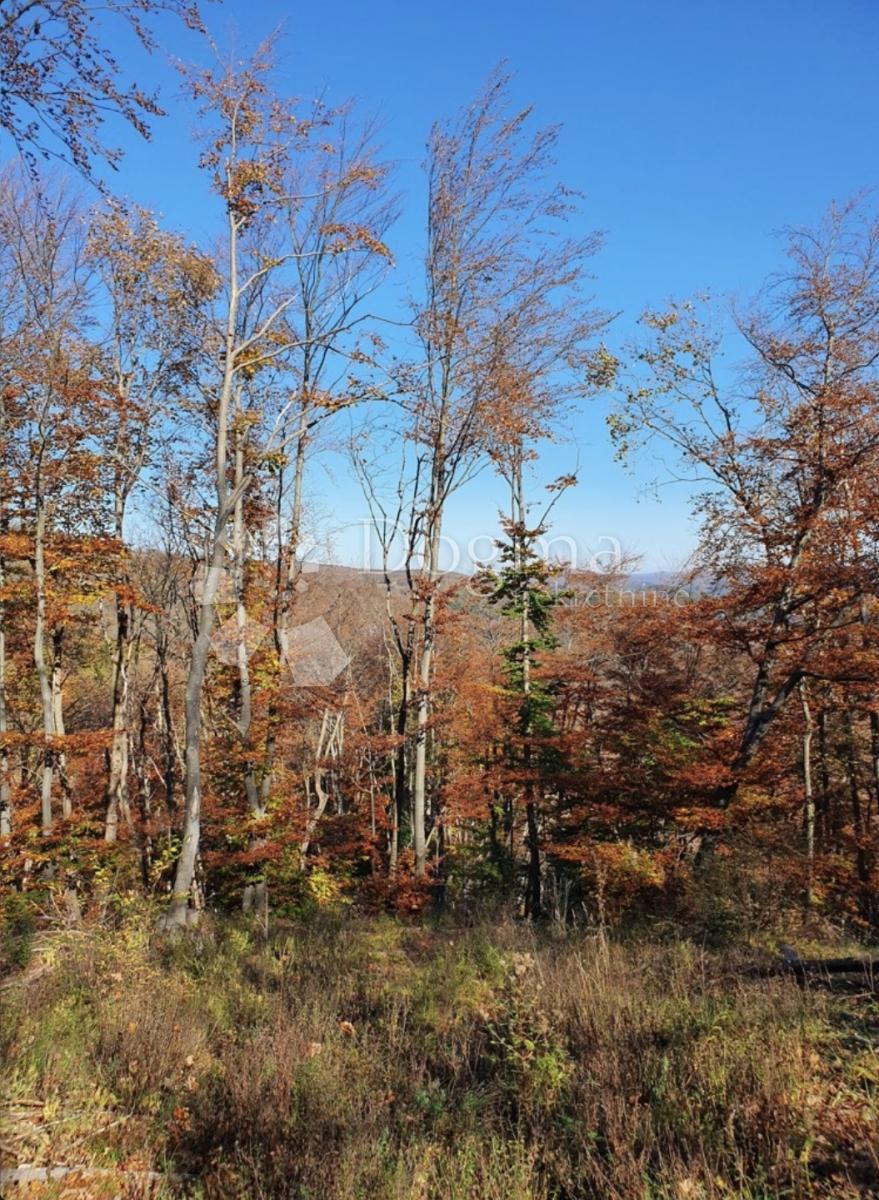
[0,906,877,1198]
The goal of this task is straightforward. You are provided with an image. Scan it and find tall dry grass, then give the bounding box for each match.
[1,907,877,1198]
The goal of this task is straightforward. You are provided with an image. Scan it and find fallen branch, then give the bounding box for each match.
[750,945,879,979]
[782,956,879,975]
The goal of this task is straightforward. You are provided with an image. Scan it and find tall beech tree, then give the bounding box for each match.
[614,203,879,816]
[160,45,297,928]
[0,177,95,833]
[161,44,392,926]
[259,107,394,827]
[87,203,216,843]
[400,68,603,875]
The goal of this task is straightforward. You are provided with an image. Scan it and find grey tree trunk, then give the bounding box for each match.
[234,409,268,919]
[51,626,72,820]
[513,461,541,920]
[0,529,10,837]
[262,400,308,815]
[104,594,132,842]
[160,165,244,929]
[133,651,153,885]
[843,708,871,901]
[390,659,411,874]
[0,393,10,837]
[156,627,176,815]
[105,493,133,842]
[412,591,434,876]
[817,709,832,843]
[33,503,55,833]
[799,680,815,905]
[299,708,343,867]
[233,413,260,817]
[0,576,10,837]
[160,535,226,928]
[412,464,445,877]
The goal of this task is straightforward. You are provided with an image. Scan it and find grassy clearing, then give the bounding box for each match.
[1,907,877,1199]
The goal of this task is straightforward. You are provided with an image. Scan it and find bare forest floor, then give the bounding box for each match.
[1,905,878,1200]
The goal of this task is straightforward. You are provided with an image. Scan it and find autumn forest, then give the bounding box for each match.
[1,2,878,1197]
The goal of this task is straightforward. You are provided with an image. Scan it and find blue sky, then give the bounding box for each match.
[36,0,879,568]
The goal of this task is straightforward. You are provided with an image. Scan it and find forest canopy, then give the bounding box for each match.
[0,14,877,937]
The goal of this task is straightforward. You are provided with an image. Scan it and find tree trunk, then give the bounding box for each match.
[799,680,815,905]
[34,503,55,834]
[105,483,134,841]
[817,709,832,845]
[843,708,871,919]
[0,392,10,837]
[412,593,434,877]
[133,674,153,886]
[870,709,879,816]
[156,627,176,814]
[299,708,342,867]
[390,664,411,873]
[412,480,444,876]
[262,400,308,813]
[160,173,242,929]
[105,590,133,841]
[233,413,260,817]
[0,526,11,838]
[51,626,72,820]
[513,458,541,919]
[161,536,225,928]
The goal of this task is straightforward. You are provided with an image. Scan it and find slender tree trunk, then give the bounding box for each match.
[524,796,541,918]
[412,482,444,876]
[262,401,308,812]
[799,680,815,905]
[161,531,225,927]
[390,665,411,873]
[0,646,10,837]
[105,599,132,840]
[412,592,434,876]
[411,377,450,876]
[155,627,176,815]
[233,413,260,817]
[869,709,879,814]
[843,708,871,901]
[133,662,154,886]
[299,708,342,867]
[246,405,310,916]
[0,526,10,838]
[382,564,415,875]
[51,626,72,819]
[817,709,831,844]
[513,459,541,919]
[105,494,133,841]
[276,405,308,666]
[161,393,233,927]
[0,627,9,837]
[161,177,242,929]
[0,392,10,837]
[34,503,55,833]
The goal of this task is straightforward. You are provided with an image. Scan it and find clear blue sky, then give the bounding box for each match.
[50,0,879,568]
